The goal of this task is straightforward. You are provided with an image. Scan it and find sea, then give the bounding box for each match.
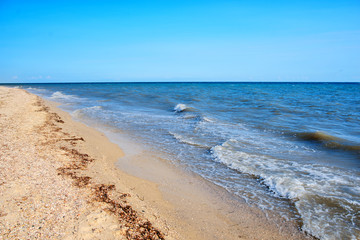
[9,82,360,240]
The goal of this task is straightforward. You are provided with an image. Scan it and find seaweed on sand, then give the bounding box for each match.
[35,98,165,240]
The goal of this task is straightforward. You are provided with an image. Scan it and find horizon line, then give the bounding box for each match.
[1,81,359,85]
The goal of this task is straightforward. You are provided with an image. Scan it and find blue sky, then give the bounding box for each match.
[0,0,359,83]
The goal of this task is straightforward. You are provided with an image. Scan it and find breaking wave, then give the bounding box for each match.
[50,91,80,101]
[294,131,360,154]
[174,103,195,112]
[211,139,360,239]
[170,132,211,149]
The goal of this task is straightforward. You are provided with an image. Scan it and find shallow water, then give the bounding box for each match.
[12,82,360,240]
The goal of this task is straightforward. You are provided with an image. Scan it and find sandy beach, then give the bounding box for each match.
[0,86,312,240]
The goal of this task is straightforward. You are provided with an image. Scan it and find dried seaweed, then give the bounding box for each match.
[94,184,164,240]
[35,99,165,240]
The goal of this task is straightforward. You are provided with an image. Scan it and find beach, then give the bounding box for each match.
[0,86,315,239]
[2,0,359,238]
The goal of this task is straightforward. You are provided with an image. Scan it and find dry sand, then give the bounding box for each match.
[0,86,313,240]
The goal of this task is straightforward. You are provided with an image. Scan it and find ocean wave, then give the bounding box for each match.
[297,131,341,142]
[202,116,215,123]
[27,87,44,91]
[170,132,211,149]
[294,131,360,154]
[210,139,360,239]
[25,87,49,95]
[174,103,195,112]
[72,106,103,119]
[50,91,79,101]
[180,114,198,120]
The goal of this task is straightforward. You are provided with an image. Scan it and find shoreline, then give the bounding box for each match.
[0,86,312,239]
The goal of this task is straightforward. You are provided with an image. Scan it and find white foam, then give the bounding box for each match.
[27,87,36,90]
[174,103,188,112]
[170,132,210,149]
[50,91,79,101]
[202,116,215,122]
[211,139,360,239]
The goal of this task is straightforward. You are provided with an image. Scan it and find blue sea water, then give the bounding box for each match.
[13,82,360,239]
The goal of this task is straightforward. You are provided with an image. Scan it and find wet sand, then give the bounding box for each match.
[0,86,312,239]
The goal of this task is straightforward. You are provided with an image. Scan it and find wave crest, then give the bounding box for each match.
[170,132,210,149]
[174,103,187,112]
[174,103,196,112]
[297,131,340,142]
[50,91,79,101]
[295,131,360,153]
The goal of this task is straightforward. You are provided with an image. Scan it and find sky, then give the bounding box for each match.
[0,0,360,83]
